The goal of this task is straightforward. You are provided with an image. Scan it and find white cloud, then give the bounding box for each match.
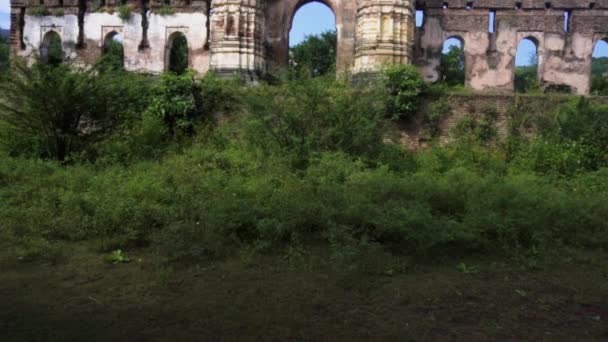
[0,2,10,14]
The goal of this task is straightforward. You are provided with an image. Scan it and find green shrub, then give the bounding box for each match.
[243,76,386,166]
[514,66,540,93]
[28,7,50,16]
[95,39,124,73]
[168,34,189,74]
[156,5,176,16]
[452,116,496,142]
[425,98,450,136]
[383,64,427,121]
[118,5,132,21]
[440,44,465,86]
[147,71,205,135]
[0,63,152,161]
[0,35,9,74]
[2,74,608,266]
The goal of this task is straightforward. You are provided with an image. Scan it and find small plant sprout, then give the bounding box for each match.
[106,249,131,264]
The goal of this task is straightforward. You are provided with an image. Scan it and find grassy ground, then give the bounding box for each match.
[1,243,606,341]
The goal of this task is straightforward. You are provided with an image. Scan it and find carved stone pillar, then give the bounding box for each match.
[353,0,415,78]
[209,0,266,81]
[9,0,27,56]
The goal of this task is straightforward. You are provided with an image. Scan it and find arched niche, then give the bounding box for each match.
[166,31,189,74]
[40,30,63,65]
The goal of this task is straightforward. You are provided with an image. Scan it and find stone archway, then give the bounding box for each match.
[264,0,356,75]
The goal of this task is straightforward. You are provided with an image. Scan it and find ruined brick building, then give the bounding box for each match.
[8,0,608,94]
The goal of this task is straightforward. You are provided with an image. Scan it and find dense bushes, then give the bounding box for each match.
[243,76,388,166]
[383,65,427,121]
[2,143,607,263]
[0,35,9,74]
[1,61,607,266]
[0,63,151,161]
[0,63,237,164]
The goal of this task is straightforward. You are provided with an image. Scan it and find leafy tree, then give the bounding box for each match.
[0,63,151,161]
[440,44,465,86]
[169,35,189,75]
[383,65,427,121]
[289,30,337,77]
[146,71,204,136]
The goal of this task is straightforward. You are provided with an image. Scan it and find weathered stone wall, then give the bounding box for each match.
[263,0,357,75]
[8,0,608,94]
[414,0,608,94]
[12,0,211,73]
[400,94,608,149]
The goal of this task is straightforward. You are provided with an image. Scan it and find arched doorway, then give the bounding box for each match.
[288,1,336,77]
[166,32,189,74]
[514,37,540,93]
[440,36,465,86]
[40,31,63,66]
[99,31,124,71]
[264,0,354,76]
[591,38,608,96]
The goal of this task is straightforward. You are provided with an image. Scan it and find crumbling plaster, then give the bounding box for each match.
[9,0,608,94]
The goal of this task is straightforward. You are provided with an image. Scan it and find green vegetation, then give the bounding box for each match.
[28,7,50,16]
[0,62,150,161]
[383,64,427,121]
[157,5,176,16]
[44,32,64,66]
[440,44,465,86]
[289,30,337,77]
[1,43,608,338]
[96,38,125,72]
[0,35,9,74]
[514,65,540,93]
[169,34,189,74]
[118,5,132,21]
[1,62,607,263]
[591,56,608,96]
[52,8,65,17]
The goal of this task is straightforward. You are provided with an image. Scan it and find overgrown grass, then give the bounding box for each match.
[2,131,607,266]
[0,64,607,267]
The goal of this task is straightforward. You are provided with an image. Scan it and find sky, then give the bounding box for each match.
[1,0,9,30]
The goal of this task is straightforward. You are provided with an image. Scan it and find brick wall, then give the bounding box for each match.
[400,94,608,149]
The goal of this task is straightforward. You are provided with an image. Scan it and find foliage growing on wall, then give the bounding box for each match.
[28,7,50,16]
[157,6,176,16]
[118,5,132,21]
[383,64,427,122]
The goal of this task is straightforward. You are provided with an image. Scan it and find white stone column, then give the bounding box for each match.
[209,0,266,81]
[353,0,415,78]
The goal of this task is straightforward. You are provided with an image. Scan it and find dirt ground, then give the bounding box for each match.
[1,244,607,341]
